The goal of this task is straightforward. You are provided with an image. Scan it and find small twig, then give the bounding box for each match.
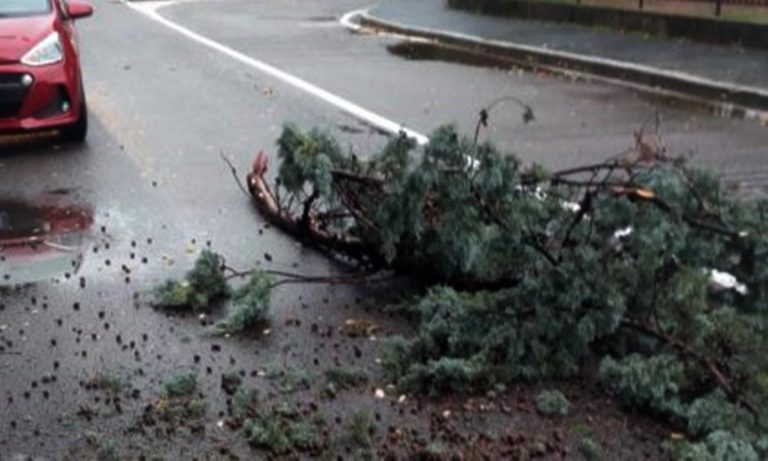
[269,272,394,289]
[222,264,254,279]
[300,190,320,234]
[331,169,384,187]
[274,178,282,212]
[220,151,252,199]
[551,160,623,178]
[551,177,629,189]
[523,236,559,266]
[316,210,353,222]
[473,108,489,146]
[222,264,392,287]
[473,95,535,146]
[560,191,592,249]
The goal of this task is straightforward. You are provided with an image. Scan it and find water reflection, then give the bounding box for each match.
[386,40,510,68]
[0,199,93,285]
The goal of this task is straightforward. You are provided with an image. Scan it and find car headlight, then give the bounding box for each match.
[21,32,63,67]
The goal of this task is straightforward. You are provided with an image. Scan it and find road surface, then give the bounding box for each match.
[1,0,766,457]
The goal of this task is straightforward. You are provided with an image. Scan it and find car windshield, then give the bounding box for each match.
[0,0,50,17]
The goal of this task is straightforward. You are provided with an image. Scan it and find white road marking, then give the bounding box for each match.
[339,7,434,44]
[339,8,365,32]
[123,1,430,145]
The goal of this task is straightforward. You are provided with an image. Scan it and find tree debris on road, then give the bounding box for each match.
[239,122,768,458]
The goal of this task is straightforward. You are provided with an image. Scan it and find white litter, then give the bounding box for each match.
[709,269,748,295]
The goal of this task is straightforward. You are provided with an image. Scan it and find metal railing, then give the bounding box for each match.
[573,0,768,16]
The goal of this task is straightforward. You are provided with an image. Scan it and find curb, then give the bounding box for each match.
[358,11,768,123]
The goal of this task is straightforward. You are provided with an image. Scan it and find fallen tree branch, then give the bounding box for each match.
[246,152,375,261]
[620,318,758,418]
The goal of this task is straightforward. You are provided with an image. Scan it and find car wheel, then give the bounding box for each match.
[60,96,88,143]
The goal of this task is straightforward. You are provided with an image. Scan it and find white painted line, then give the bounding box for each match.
[123,1,429,145]
[340,7,434,44]
[339,8,366,32]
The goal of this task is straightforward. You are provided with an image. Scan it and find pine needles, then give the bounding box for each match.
[243,123,768,458]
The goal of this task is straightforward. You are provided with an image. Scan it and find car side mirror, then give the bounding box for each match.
[67,1,94,20]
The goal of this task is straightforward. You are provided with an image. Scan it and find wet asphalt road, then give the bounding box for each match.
[1,0,767,458]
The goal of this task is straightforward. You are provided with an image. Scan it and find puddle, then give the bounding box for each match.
[386,40,515,69]
[306,15,336,22]
[0,198,93,285]
[299,16,342,28]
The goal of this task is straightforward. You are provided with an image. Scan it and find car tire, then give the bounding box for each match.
[60,95,88,143]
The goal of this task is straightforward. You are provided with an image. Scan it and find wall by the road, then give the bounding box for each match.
[447,0,768,48]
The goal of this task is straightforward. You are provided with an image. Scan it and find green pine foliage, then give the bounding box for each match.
[666,430,760,461]
[140,373,206,430]
[339,410,375,459]
[345,411,374,448]
[243,404,322,454]
[153,250,230,312]
[277,123,348,198]
[233,387,259,418]
[218,269,272,333]
[535,390,570,416]
[323,368,369,398]
[686,391,753,438]
[599,354,688,420]
[264,364,310,394]
[163,373,198,398]
[579,436,603,460]
[262,123,768,457]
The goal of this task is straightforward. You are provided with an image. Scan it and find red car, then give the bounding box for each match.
[0,0,93,142]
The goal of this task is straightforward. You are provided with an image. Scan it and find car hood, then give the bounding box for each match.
[0,14,55,63]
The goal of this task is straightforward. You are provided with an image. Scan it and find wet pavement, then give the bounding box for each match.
[369,0,768,89]
[161,0,768,191]
[0,0,767,458]
[0,198,93,286]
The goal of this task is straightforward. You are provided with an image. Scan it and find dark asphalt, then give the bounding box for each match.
[161,0,768,189]
[0,0,767,457]
[370,0,768,89]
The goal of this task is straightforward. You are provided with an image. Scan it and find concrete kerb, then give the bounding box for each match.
[356,11,768,124]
